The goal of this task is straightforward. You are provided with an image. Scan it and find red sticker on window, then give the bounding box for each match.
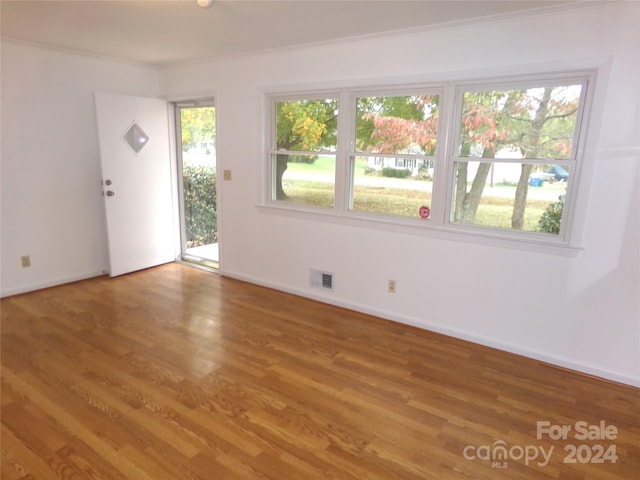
[419,205,430,219]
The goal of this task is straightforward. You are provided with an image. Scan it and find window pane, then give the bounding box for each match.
[273,154,335,207]
[356,95,439,155]
[275,99,338,152]
[451,161,570,233]
[351,156,433,219]
[273,98,338,207]
[458,84,583,160]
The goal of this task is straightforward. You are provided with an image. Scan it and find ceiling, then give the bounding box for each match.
[1,0,579,67]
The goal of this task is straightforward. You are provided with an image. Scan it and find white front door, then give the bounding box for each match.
[95,92,175,277]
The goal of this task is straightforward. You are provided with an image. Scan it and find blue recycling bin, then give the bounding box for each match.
[529,177,544,187]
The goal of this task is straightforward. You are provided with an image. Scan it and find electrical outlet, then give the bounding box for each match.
[388,279,396,293]
[21,255,31,268]
[223,169,232,181]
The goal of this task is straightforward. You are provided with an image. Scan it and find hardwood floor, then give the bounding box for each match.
[1,263,638,479]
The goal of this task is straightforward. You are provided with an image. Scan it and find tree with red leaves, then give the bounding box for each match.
[455,85,580,229]
[356,95,439,155]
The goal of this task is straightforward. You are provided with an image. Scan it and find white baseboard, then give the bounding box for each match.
[221,269,640,388]
[1,270,106,298]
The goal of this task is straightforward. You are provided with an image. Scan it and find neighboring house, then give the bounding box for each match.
[366,156,433,177]
[366,147,554,185]
[364,144,434,176]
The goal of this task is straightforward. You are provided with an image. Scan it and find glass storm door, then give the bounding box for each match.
[175,102,219,269]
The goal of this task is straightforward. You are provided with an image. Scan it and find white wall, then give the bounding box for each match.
[1,42,160,296]
[160,2,640,386]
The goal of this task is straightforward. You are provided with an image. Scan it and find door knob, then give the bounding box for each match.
[106,191,115,197]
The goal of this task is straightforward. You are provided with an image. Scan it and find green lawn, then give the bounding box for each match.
[286,156,339,175]
[281,158,558,232]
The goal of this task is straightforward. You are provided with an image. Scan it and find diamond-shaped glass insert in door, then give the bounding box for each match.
[122,122,149,154]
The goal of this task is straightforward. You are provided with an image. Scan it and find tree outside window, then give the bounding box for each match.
[351,93,439,218]
[272,98,338,207]
[453,82,583,233]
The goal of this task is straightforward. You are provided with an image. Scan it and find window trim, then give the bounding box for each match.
[442,73,594,245]
[261,69,598,254]
[346,86,443,217]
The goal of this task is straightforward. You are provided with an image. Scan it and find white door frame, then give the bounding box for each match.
[173,98,219,269]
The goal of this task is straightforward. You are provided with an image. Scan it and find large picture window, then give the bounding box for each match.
[265,72,593,249]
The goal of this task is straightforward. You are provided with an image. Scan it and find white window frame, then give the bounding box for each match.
[344,86,444,222]
[266,91,341,207]
[442,74,592,244]
[261,70,597,255]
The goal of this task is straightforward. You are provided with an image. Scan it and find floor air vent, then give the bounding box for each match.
[310,269,334,291]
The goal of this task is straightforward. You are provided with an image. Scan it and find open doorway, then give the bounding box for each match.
[175,101,218,270]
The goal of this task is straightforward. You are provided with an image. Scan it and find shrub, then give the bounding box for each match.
[538,195,564,234]
[183,165,217,246]
[382,167,411,178]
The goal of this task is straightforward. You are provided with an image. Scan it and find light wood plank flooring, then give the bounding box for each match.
[2,263,638,479]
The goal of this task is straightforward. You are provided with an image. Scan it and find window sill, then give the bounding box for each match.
[257,202,584,257]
